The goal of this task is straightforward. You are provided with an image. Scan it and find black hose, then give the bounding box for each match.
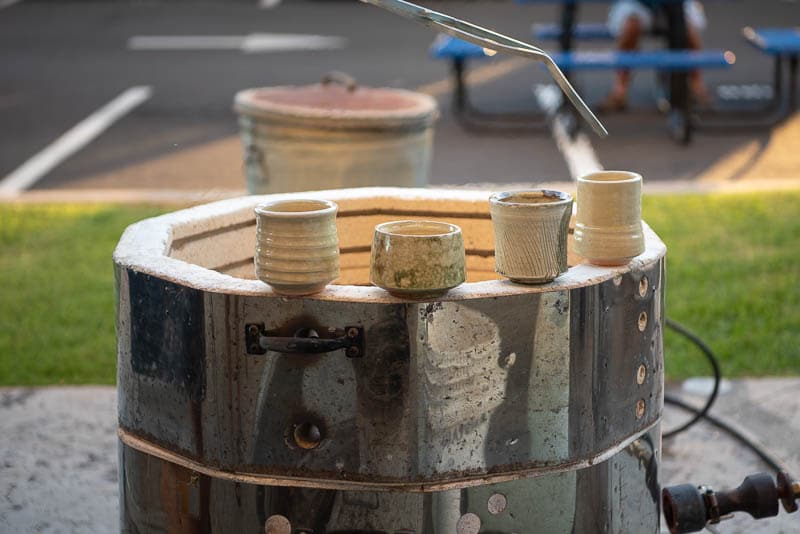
[663,394,787,473]
[662,317,721,439]
[662,317,788,474]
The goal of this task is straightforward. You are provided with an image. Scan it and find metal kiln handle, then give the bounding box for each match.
[245,324,364,358]
[321,71,358,92]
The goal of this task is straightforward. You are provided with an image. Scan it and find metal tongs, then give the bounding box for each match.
[360,0,608,138]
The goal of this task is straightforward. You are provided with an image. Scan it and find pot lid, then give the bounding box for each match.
[234,73,438,129]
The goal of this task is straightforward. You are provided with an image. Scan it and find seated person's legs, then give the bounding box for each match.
[685,0,711,105]
[603,1,653,110]
[602,1,710,110]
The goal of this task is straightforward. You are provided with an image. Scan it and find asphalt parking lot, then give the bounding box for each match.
[1,0,798,195]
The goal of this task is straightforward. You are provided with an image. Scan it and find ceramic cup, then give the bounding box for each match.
[370,220,466,298]
[489,190,573,284]
[254,199,339,296]
[574,170,645,266]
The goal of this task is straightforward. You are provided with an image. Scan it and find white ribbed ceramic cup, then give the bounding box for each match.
[489,190,573,284]
[254,199,339,296]
[574,170,645,266]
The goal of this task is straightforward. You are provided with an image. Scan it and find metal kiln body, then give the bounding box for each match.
[114,187,666,533]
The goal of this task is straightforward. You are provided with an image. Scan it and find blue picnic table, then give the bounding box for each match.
[744,27,800,55]
[693,27,800,132]
[429,1,799,142]
[430,0,736,142]
[743,27,799,112]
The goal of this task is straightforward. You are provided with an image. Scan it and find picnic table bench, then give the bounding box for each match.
[533,22,613,41]
[694,27,800,132]
[429,0,799,143]
[430,33,734,141]
[430,0,739,143]
[742,27,799,113]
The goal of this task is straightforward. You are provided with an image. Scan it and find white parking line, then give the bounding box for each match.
[534,84,603,179]
[128,35,244,51]
[128,34,346,53]
[0,86,152,197]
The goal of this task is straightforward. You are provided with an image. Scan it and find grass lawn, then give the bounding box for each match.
[643,192,800,378]
[0,192,798,385]
[0,204,166,385]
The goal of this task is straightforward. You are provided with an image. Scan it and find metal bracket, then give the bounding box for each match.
[245,324,364,358]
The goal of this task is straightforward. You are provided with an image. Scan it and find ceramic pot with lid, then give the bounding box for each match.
[234,72,438,194]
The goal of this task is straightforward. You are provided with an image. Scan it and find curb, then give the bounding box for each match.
[0,179,798,206]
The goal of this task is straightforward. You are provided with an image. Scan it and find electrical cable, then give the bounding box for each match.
[662,317,789,474]
[664,394,787,473]
[662,317,721,439]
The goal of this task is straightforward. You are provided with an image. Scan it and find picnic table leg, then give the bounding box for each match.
[558,2,580,136]
[559,2,577,53]
[452,58,467,115]
[693,54,792,130]
[789,55,798,112]
[770,55,784,114]
[663,2,692,144]
[447,56,548,133]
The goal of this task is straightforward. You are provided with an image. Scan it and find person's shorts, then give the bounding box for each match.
[607,0,707,38]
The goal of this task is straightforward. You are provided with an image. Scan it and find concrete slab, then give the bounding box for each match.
[0,387,118,533]
[661,378,800,534]
[1,381,799,533]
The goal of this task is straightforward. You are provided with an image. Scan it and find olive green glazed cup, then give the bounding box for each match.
[370,220,466,299]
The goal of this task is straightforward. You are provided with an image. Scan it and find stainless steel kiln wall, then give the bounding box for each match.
[119,425,660,533]
[116,258,663,489]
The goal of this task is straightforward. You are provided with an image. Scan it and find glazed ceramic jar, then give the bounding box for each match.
[234,75,438,194]
[254,199,339,296]
[370,220,466,298]
[574,171,645,266]
[489,190,573,284]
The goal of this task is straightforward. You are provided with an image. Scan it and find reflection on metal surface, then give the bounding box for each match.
[115,190,665,532]
[456,512,482,534]
[264,515,291,534]
[639,275,649,297]
[292,421,323,450]
[638,364,648,385]
[487,493,507,515]
[639,310,649,332]
[637,399,647,419]
[120,426,662,532]
[117,261,664,488]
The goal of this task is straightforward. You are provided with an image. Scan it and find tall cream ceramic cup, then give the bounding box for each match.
[254,199,339,296]
[574,170,645,266]
[489,190,573,284]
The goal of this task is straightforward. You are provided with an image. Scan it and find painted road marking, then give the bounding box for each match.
[534,83,603,179]
[128,34,346,53]
[0,86,152,196]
